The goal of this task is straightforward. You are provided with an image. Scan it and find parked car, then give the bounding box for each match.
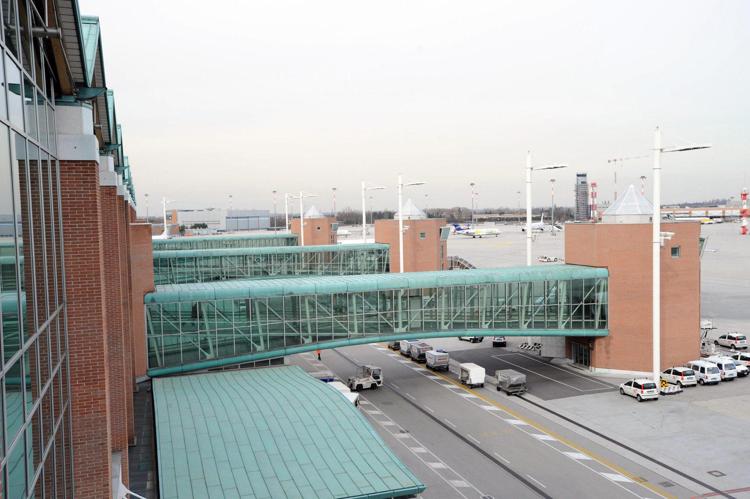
[708,355,748,378]
[619,379,659,402]
[687,360,722,385]
[733,361,749,377]
[661,367,697,387]
[714,333,748,350]
[729,352,750,368]
[492,336,507,347]
[705,356,738,381]
[458,336,483,343]
[388,341,400,351]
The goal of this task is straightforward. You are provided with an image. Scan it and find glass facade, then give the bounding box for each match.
[152,233,298,251]
[0,1,72,497]
[152,244,390,285]
[146,276,608,372]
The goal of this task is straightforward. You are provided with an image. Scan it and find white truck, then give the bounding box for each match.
[425,350,449,371]
[459,363,485,388]
[327,381,361,406]
[348,365,383,391]
[400,339,419,356]
[409,342,433,363]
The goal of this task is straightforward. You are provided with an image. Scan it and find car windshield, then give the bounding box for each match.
[734,335,747,341]
[708,367,720,374]
[642,383,656,390]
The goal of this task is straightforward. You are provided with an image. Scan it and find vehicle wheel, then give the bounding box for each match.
[677,381,683,388]
[698,378,704,385]
[731,345,736,351]
[714,340,719,345]
[371,383,378,390]
[356,384,363,391]
[619,388,624,395]
[636,394,643,402]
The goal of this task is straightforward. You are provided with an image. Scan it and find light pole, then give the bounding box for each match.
[284,193,291,233]
[550,178,556,227]
[361,182,385,242]
[397,175,425,273]
[650,127,710,384]
[272,190,278,231]
[526,152,567,266]
[470,182,476,224]
[161,197,173,237]
[332,187,337,219]
[640,176,647,197]
[296,191,318,246]
[517,191,521,224]
[145,193,149,221]
[229,194,233,212]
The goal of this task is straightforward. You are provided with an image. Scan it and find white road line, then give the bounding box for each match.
[380,421,396,426]
[390,382,400,390]
[423,405,435,414]
[410,447,428,454]
[449,480,470,488]
[467,434,481,445]
[517,352,614,388]
[479,405,499,411]
[444,418,457,429]
[505,419,528,425]
[600,473,633,483]
[459,393,479,399]
[563,452,592,460]
[532,433,557,441]
[365,410,383,415]
[526,474,547,489]
[406,393,416,401]
[493,452,510,464]
[427,462,448,469]
[491,355,604,392]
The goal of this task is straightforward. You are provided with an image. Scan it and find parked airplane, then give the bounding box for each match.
[521,213,547,232]
[451,223,501,238]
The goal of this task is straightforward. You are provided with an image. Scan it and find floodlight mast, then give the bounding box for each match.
[397,175,425,273]
[525,152,567,265]
[361,182,386,241]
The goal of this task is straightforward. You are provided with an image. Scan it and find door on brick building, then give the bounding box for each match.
[572,341,590,368]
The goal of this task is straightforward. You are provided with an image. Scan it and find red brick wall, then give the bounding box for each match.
[290,217,337,246]
[565,222,700,372]
[129,223,155,379]
[120,199,135,447]
[100,186,129,482]
[375,218,448,272]
[59,160,112,498]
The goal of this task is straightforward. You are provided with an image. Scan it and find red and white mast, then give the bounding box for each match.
[590,181,598,222]
[741,187,748,236]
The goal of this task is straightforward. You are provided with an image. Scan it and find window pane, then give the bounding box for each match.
[23,78,36,140]
[6,55,24,129]
[2,0,20,57]
[0,54,6,120]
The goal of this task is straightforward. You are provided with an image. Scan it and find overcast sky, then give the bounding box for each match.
[80,0,749,214]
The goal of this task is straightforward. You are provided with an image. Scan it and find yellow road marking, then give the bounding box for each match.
[426,367,677,499]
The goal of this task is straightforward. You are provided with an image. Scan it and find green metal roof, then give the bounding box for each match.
[153,366,425,499]
[153,243,388,259]
[153,233,298,246]
[146,264,607,303]
[80,16,100,87]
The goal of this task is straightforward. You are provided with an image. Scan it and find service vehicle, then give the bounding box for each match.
[715,333,748,350]
[327,381,360,406]
[347,365,383,391]
[425,350,449,371]
[619,378,659,402]
[388,341,400,351]
[496,369,527,395]
[706,355,739,380]
[310,370,338,383]
[660,367,697,387]
[458,336,484,343]
[687,360,722,385]
[399,339,419,356]
[409,342,433,363]
[492,336,507,347]
[458,363,485,388]
[729,352,750,367]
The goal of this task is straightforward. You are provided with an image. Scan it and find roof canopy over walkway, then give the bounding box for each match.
[153,243,390,285]
[146,265,608,376]
[153,233,298,251]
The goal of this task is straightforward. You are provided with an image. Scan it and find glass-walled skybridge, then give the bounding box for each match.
[146,265,608,376]
[152,232,298,251]
[153,243,390,285]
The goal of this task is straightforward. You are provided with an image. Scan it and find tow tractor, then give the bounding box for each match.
[348,365,383,391]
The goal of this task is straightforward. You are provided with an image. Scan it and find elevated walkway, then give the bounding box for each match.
[153,243,390,285]
[152,232,297,251]
[146,265,608,376]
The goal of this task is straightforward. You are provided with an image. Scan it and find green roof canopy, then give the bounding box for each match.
[146,264,608,303]
[153,366,425,498]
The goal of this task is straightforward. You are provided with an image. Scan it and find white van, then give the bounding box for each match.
[705,356,738,381]
[687,360,721,385]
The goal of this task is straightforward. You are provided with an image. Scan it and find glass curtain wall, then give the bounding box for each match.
[152,233,298,251]
[152,245,390,285]
[146,277,608,370]
[0,1,72,497]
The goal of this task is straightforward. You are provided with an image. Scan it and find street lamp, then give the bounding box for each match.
[397,175,425,273]
[294,191,319,246]
[284,193,291,233]
[525,152,567,265]
[470,182,476,224]
[549,178,556,227]
[272,190,278,231]
[229,194,233,212]
[144,193,149,221]
[332,187,337,219]
[640,176,647,197]
[161,197,173,237]
[651,127,711,385]
[361,182,386,242]
[516,191,521,224]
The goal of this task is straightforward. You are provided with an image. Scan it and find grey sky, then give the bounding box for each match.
[80,0,749,214]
